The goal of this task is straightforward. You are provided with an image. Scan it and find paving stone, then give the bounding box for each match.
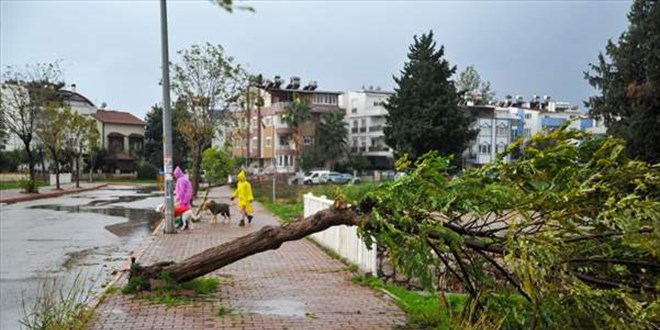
[90,186,405,329]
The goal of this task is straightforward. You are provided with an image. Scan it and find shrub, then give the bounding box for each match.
[19,178,38,193]
[136,161,158,180]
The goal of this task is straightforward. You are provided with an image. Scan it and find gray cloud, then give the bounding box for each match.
[1,0,631,119]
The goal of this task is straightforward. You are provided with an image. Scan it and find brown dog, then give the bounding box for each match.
[202,200,231,224]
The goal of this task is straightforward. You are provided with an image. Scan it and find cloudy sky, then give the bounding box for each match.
[1,0,631,119]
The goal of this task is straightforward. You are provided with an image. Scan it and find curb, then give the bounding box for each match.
[0,183,110,204]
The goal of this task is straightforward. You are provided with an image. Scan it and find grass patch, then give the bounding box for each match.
[0,180,48,190]
[104,285,121,295]
[258,199,303,223]
[352,274,466,330]
[19,274,96,330]
[217,304,234,317]
[124,275,221,307]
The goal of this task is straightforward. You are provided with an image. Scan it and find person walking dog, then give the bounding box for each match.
[174,166,193,229]
[231,170,254,226]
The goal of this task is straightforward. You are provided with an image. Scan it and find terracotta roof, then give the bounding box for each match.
[92,110,144,126]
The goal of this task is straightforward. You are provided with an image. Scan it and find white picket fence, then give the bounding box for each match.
[50,173,71,186]
[304,193,377,274]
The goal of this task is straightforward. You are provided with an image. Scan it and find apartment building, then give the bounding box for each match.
[462,105,518,166]
[341,87,394,169]
[229,76,343,173]
[463,95,605,167]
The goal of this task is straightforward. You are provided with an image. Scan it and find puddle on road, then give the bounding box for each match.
[28,188,162,238]
[243,299,307,317]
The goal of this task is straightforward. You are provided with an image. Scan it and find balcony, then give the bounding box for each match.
[369,125,382,132]
[351,128,358,134]
[359,127,367,133]
[368,145,388,152]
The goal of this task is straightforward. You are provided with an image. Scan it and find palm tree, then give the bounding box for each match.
[319,111,348,169]
[283,93,311,172]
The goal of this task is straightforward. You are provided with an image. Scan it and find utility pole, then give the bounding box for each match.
[160,0,175,234]
[245,85,250,169]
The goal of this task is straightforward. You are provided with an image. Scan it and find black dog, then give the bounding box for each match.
[202,200,231,223]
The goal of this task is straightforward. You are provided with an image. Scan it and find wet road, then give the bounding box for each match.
[0,185,162,330]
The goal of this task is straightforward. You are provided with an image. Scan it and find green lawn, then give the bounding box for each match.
[351,274,467,329]
[0,180,49,190]
[257,199,304,223]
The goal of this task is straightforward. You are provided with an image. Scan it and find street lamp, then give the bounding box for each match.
[160,0,175,234]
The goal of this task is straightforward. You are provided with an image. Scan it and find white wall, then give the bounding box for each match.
[304,193,378,274]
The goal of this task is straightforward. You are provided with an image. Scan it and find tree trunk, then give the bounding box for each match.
[24,142,37,192]
[75,155,80,188]
[191,143,202,198]
[54,153,60,190]
[129,207,364,290]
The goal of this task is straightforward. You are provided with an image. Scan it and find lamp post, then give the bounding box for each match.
[160,0,175,234]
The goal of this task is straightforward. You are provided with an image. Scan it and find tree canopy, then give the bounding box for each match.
[585,0,660,163]
[318,111,348,169]
[283,93,311,172]
[171,43,247,195]
[384,31,477,162]
[456,65,495,105]
[144,103,189,170]
[360,126,659,329]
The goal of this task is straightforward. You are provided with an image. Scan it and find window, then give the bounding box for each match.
[265,136,272,147]
[496,123,508,136]
[353,120,358,128]
[479,124,492,136]
[497,142,507,153]
[479,143,491,154]
[304,136,314,146]
[279,136,290,147]
[524,113,532,119]
[523,128,532,137]
[129,136,144,154]
[108,134,124,153]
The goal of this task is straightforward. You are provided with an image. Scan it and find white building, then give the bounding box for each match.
[341,87,394,169]
[463,106,519,166]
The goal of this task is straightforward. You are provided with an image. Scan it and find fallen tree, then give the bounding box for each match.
[129,126,659,329]
[130,206,366,289]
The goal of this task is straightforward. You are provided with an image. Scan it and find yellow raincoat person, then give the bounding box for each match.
[231,170,254,226]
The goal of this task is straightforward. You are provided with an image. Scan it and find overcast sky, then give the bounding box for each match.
[1,0,632,119]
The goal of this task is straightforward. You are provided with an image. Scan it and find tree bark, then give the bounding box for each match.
[75,155,80,188]
[129,207,365,290]
[25,142,37,192]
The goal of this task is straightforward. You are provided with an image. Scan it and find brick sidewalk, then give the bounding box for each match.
[90,186,406,330]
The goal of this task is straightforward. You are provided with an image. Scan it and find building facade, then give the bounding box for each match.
[228,76,344,173]
[341,88,394,169]
[462,106,519,167]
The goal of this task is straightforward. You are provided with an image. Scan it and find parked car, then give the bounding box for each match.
[326,172,344,184]
[303,170,331,185]
[339,173,361,184]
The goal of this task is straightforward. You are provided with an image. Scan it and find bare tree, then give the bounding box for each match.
[0,62,64,192]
